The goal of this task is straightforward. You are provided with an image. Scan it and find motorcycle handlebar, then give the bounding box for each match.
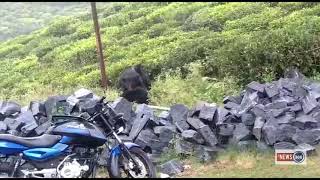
[99,96,118,119]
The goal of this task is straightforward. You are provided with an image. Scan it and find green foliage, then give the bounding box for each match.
[0,2,94,41]
[1,2,320,103]
[149,63,240,107]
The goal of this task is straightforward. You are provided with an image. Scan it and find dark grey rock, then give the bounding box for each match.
[170,104,189,132]
[112,97,133,122]
[274,141,296,149]
[174,121,190,133]
[280,78,298,92]
[265,101,287,110]
[76,97,97,113]
[189,101,208,117]
[224,114,242,124]
[181,129,204,144]
[74,88,93,99]
[232,123,254,143]
[223,95,242,105]
[159,128,175,143]
[28,101,46,117]
[263,124,298,145]
[301,94,319,114]
[44,96,68,121]
[238,91,259,115]
[310,90,320,100]
[265,83,279,98]
[289,103,302,112]
[295,143,316,155]
[66,95,79,108]
[18,111,37,124]
[291,115,318,129]
[147,115,160,128]
[4,117,24,131]
[21,106,28,113]
[312,111,320,122]
[278,124,298,142]
[170,104,188,122]
[194,145,222,162]
[258,98,272,105]
[159,119,172,126]
[251,104,266,118]
[270,108,289,118]
[160,160,184,176]
[292,86,308,98]
[0,121,7,133]
[256,141,270,151]
[129,115,149,140]
[135,104,154,119]
[214,107,230,125]
[34,121,51,135]
[7,129,19,136]
[281,96,299,106]
[224,102,239,110]
[21,122,38,136]
[217,135,231,145]
[241,113,255,126]
[0,101,21,117]
[134,129,161,151]
[198,125,218,147]
[37,116,48,125]
[253,117,265,141]
[247,81,265,93]
[158,111,171,120]
[175,137,195,155]
[217,123,235,136]
[199,104,217,122]
[277,112,295,124]
[292,129,320,145]
[186,117,205,130]
[154,125,175,135]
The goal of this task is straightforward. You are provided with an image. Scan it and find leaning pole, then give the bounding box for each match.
[91,2,108,90]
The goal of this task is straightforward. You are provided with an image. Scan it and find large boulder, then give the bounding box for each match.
[0,101,21,117]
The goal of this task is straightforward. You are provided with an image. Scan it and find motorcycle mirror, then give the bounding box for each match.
[99,96,106,103]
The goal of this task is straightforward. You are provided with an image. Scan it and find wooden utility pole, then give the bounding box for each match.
[91,2,108,89]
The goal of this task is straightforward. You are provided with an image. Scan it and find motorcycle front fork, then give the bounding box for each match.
[100,114,141,172]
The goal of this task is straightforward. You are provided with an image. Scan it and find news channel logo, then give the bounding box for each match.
[275,149,307,165]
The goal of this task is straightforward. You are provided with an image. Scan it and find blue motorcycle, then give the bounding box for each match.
[0,97,156,178]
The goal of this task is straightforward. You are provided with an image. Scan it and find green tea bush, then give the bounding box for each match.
[1,2,320,104]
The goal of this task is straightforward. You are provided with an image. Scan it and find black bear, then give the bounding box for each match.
[117,64,151,104]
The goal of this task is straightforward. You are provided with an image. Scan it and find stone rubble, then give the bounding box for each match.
[0,69,319,176]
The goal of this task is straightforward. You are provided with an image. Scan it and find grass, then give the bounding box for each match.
[0,85,120,106]
[176,146,320,178]
[94,145,320,178]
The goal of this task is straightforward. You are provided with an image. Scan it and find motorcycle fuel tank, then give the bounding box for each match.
[51,118,107,147]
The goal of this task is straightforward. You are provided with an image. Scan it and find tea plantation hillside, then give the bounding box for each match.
[0,2,105,41]
[1,2,320,106]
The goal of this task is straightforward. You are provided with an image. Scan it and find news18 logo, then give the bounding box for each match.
[275,149,307,165]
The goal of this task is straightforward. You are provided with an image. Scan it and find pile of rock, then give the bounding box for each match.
[115,69,320,162]
[0,69,319,169]
[0,88,101,137]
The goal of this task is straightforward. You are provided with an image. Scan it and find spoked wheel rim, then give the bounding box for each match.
[119,154,150,178]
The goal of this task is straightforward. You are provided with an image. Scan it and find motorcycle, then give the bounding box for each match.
[0,96,156,178]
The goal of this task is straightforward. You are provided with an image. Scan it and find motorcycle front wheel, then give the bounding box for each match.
[111,147,156,178]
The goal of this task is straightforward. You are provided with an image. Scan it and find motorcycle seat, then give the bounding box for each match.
[0,134,61,148]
